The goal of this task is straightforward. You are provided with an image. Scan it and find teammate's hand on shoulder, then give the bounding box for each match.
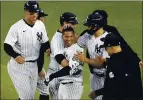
[45,48,50,56]
[39,70,45,78]
[75,51,85,62]
[15,56,25,64]
[88,90,97,99]
[139,60,143,68]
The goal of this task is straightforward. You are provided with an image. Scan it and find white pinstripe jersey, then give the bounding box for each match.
[48,31,64,73]
[78,31,109,74]
[59,43,84,83]
[4,19,49,63]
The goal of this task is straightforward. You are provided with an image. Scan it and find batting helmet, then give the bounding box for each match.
[84,13,105,35]
[60,12,79,25]
[84,13,106,27]
[92,10,108,25]
[24,1,39,12]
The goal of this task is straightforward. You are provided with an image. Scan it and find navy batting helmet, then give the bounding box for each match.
[92,10,108,19]
[84,13,106,35]
[60,12,79,25]
[92,10,108,25]
[84,13,105,27]
[24,1,39,12]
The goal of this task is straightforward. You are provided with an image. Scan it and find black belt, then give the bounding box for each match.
[95,73,105,77]
[61,82,73,85]
[25,60,37,63]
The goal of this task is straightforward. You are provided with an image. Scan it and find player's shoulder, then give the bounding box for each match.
[52,30,62,39]
[74,43,84,52]
[79,29,88,36]
[35,20,45,27]
[51,30,62,43]
[9,19,24,30]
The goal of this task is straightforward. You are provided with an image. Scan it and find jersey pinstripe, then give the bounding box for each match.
[48,31,64,73]
[58,43,84,99]
[78,31,109,100]
[47,31,64,99]
[4,19,49,99]
[78,31,109,74]
[59,43,84,83]
[4,19,49,64]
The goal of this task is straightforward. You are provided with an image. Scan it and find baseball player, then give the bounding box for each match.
[46,12,79,99]
[86,10,143,99]
[37,8,50,100]
[77,13,110,100]
[4,1,50,99]
[45,26,84,99]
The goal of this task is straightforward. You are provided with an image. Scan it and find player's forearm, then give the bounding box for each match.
[37,47,44,73]
[4,43,20,58]
[84,58,102,68]
[50,66,71,79]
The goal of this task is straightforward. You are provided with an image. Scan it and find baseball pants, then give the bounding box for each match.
[58,82,83,99]
[37,68,49,96]
[7,60,38,99]
[90,73,105,100]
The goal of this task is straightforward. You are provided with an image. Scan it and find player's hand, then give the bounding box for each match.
[75,52,85,62]
[15,56,25,64]
[45,48,50,56]
[139,60,143,68]
[88,90,97,99]
[95,56,106,65]
[39,70,45,78]
[63,23,74,29]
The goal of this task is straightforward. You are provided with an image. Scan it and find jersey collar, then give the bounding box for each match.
[23,19,34,27]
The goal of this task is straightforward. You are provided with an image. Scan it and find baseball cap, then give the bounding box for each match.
[24,1,39,12]
[100,33,121,48]
[38,8,48,17]
[60,12,79,25]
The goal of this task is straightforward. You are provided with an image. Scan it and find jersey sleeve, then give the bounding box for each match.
[41,22,49,43]
[51,34,64,57]
[4,25,18,47]
[77,33,90,48]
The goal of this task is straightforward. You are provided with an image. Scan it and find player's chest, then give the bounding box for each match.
[63,46,76,61]
[17,27,43,45]
[87,37,104,56]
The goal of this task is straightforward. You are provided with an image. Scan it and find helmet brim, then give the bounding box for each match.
[68,20,79,25]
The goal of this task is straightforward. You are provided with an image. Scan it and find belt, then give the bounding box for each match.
[61,82,73,85]
[25,60,37,63]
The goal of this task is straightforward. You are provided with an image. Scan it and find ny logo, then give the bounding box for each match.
[37,32,43,41]
[95,44,101,54]
[33,4,38,8]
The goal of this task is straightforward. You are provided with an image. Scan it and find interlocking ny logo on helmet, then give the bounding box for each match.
[24,1,39,12]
